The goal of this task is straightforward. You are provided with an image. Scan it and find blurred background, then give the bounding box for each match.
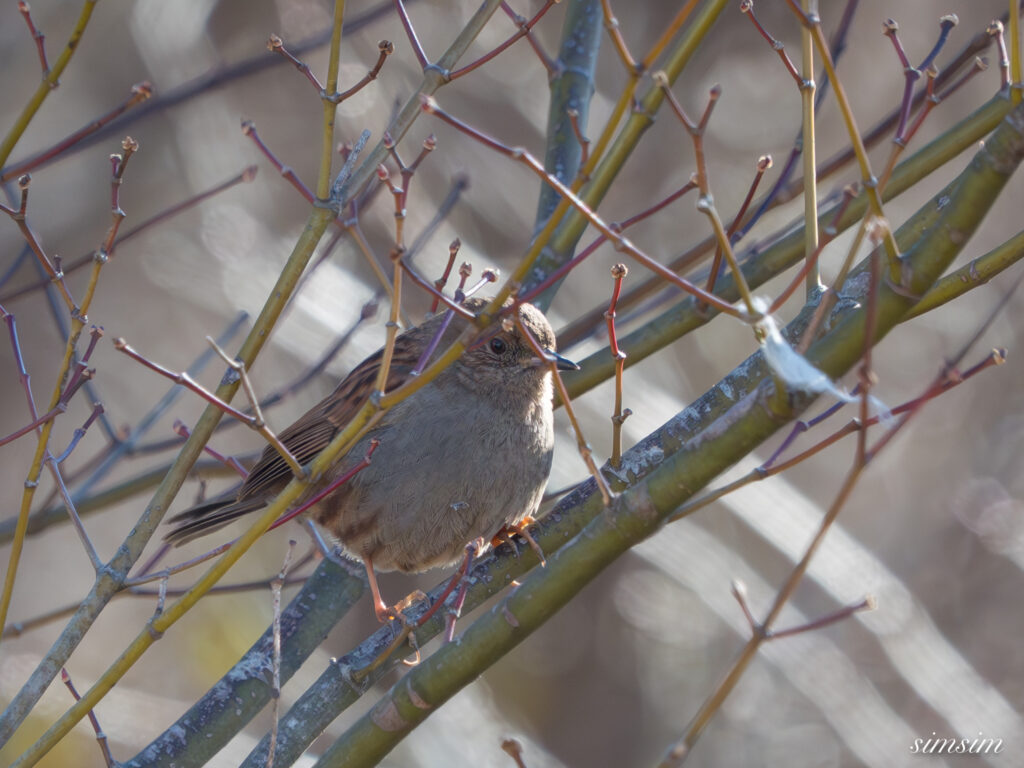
[1,1,1023,766]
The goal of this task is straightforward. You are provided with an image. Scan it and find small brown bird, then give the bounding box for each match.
[166,298,577,620]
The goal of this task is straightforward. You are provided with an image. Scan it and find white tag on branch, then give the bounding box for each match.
[750,297,892,422]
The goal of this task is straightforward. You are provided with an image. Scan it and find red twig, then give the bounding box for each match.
[395,0,429,69]
[0,407,64,448]
[266,439,379,532]
[606,265,631,468]
[521,176,701,305]
[0,174,75,311]
[600,0,638,74]
[740,0,801,86]
[1,83,152,182]
[414,538,479,629]
[18,1,49,77]
[61,668,114,767]
[431,239,461,313]
[759,347,1005,474]
[422,96,743,318]
[114,339,257,424]
[883,13,961,148]
[700,155,772,310]
[733,582,874,640]
[502,738,529,768]
[173,421,248,478]
[335,40,394,102]
[0,365,94,447]
[822,184,858,238]
[267,33,324,92]
[500,1,555,74]
[988,20,1010,91]
[379,132,435,248]
[655,77,719,194]
[243,120,314,203]
[99,136,138,256]
[400,256,477,319]
[566,108,590,169]
[0,166,257,304]
[453,261,472,300]
[655,77,757,317]
[515,309,614,506]
[935,55,988,102]
[883,19,920,143]
[451,0,557,80]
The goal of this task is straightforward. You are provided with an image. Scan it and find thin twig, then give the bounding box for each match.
[450,0,557,80]
[606,265,630,468]
[422,96,744,319]
[267,33,325,92]
[515,310,614,506]
[395,0,429,69]
[267,540,297,768]
[206,337,306,479]
[17,1,50,76]
[1,83,152,183]
[60,669,114,767]
[0,166,257,304]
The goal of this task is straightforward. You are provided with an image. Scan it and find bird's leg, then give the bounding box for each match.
[443,570,472,643]
[492,515,546,566]
[362,555,429,623]
[408,537,484,635]
[303,525,409,624]
[490,528,517,555]
[362,555,394,623]
[442,538,483,640]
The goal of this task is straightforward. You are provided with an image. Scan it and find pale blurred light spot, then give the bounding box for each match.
[131,0,219,83]
[720,661,775,724]
[206,203,284,305]
[274,0,331,39]
[952,477,1024,560]
[985,414,1024,494]
[139,228,226,308]
[612,567,718,649]
[763,723,841,768]
[335,62,385,121]
[511,594,592,678]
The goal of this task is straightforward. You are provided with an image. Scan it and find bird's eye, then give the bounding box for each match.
[489,337,507,355]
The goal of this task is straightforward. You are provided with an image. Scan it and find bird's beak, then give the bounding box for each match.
[547,349,580,371]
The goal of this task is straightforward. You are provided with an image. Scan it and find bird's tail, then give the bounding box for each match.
[164,496,268,545]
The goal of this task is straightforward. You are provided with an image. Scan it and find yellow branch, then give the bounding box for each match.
[0,1,99,167]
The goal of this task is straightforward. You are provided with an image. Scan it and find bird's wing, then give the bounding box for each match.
[238,331,423,501]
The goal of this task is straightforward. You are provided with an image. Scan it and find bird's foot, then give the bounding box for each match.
[492,516,546,566]
[377,589,428,623]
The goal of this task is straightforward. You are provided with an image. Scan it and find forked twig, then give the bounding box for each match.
[422,96,745,319]
[606,265,631,468]
[60,668,114,767]
[515,311,614,506]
